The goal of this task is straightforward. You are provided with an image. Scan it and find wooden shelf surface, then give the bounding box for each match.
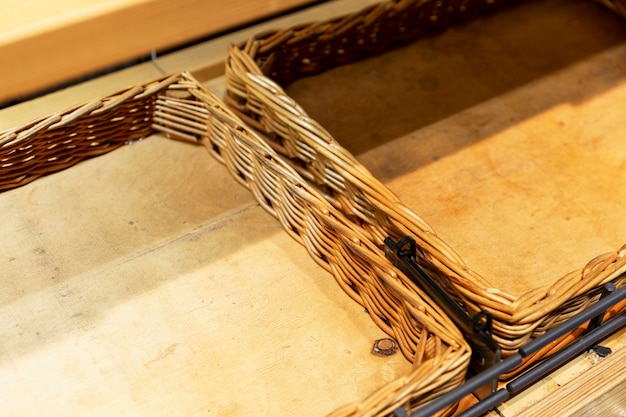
[0,0,624,415]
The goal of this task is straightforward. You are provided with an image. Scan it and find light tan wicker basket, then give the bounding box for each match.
[2,1,626,415]
[223,0,626,360]
[1,72,474,416]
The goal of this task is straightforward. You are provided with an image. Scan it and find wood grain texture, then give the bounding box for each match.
[0,0,378,129]
[0,63,162,131]
[286,0,626,296]
[154,0,382,79]
[0,0,319,103]
[0,132,408,416]
[1,1,625,414]
[372,52,626,296]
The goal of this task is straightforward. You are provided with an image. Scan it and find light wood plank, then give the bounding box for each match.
[0,0,319,103]
[0,133,409,416]
[0,0,379,130]
[287,0,626,297]
[490,329,626,416]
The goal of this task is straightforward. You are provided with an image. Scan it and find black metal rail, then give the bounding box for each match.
[385,236,626,417]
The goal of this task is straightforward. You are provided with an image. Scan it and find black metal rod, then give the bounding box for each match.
[393,408,408,417]
[507,311,626,394]
[587,283,616,332]
[409,355,522,417]
[520,285,626,357]
[455,389,510,417]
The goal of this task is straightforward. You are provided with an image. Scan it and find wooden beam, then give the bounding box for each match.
[0,0,320,103]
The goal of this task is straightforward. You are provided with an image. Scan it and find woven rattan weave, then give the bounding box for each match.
[2,0,626,415]
[223,0,626,354]
[1,72,472,416]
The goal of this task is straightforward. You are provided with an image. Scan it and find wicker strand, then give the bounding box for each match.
[152,73,472,416]
[0,79,170,191]
[1,72,473,415]
[223,0,626,355]
[2,0,626,413]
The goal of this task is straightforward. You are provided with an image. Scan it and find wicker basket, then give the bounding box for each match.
[1,72,476,416]
[2,1,626,415]
[223,0,626,359]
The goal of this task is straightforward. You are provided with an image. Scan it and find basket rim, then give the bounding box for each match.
[223,0,626,346]
[0,70,475,416]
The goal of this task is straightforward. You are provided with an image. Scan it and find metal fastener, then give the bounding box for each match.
[372,338,398,357]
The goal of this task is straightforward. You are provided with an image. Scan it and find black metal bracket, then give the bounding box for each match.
[383,237,626,417]
[587,282,616,358]
[385,235,626,416]
[384,236,501,396]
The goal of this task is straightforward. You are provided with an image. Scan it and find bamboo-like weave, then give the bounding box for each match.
[2,0,626,414]
[0,79,164,191]
[223,0,626,355]
[0,72,472,416]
